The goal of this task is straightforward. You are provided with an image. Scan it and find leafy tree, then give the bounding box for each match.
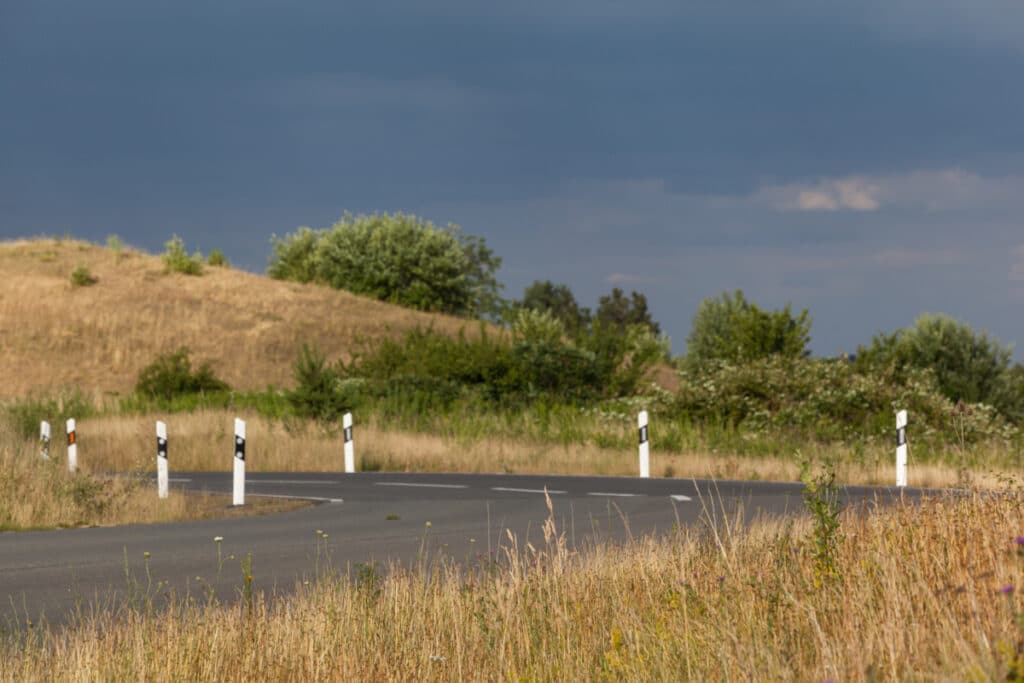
[514,280,591,334]
[594,288,660,335]
[684,290,811,372]
[135,348,228,400]
[268,213,503,317]
[855,313,1019,416]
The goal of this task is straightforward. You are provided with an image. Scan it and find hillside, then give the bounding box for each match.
[0,238,481,399]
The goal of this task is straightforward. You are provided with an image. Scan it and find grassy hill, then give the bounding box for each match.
[0,238,479,399]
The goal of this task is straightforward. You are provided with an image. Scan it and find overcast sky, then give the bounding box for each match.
[3,1,1024,357]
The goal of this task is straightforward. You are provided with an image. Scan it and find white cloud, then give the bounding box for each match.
[757,176,881,212]
[754,168,1024,214]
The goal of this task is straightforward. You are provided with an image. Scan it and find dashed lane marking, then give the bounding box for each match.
[491,487,566,495]
[248,479,341,485]
[375,482,469,489]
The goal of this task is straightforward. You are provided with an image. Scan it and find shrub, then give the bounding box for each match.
[134,348,228,400]
[268,213,503,317]
[162,235,204,276]
[286,345,357,421]
[674,356,1018,448]
[70,265,97,287]
[268,227,322,283]
[2,390,97,441]
[206,249,229,267]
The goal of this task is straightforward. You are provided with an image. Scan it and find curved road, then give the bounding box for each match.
[1,472,917,626]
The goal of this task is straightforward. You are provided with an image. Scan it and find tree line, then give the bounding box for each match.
[268,212,1024,424]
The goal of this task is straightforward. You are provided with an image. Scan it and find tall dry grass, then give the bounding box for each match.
[64,409,1011,488]
[0,238,477,399]
[2,491,1023,680]
[0,429,302,530]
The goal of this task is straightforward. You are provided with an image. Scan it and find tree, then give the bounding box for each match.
[268,213,503,317]
[856,313,1018,415]
[684,290,811,372]
[514,280,590,334]
[594,288,660,335]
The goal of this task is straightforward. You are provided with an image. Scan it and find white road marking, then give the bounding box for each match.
[587,492,641,498]
[670,495,693,502]
[491,487,566,495]
[249,479,340,485]
[249,493,343,503]
[375,482,468,489]
[168,478,192,483]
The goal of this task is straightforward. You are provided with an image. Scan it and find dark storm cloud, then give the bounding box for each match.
[2,1,1023,355]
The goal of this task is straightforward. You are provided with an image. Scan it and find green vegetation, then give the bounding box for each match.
[134,348,229,401]
[206,248,229,267]
[69,264,97,287]
[683,289,810,372]
[162,235,204,275]
[856,312,1022,418]
[3,391,96,441]
[269,213,502,317]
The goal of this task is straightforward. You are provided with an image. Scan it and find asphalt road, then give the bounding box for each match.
[0,472,918,626]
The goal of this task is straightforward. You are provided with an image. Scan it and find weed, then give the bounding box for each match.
[162,235,203,275]
[69,264,97,287]
[799,458,843,586]
[206,248,229,267]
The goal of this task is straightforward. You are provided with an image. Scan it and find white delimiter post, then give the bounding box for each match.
[896,409,908,488]
[40,421,51,460]
[156,421,169,500]
[638,410,650,478]
[343,412,355,474]
[233,418,246,506]
[66,418,77,473]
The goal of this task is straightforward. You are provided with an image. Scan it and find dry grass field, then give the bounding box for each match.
[2,490,1023,680]
[0,238,477,399]
[0,428,306,530]
[63,410,1007,489]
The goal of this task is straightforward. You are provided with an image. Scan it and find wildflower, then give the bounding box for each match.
[1015,536,1024,545]
[214,536,223,543]
[143,551,151,559]
[999,585,1015,595]
[425,521,432,528]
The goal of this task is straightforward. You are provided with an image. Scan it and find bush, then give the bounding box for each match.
[206,249,229,267]
[855,313,1019,418]
[268,213,503,317]
[674,356,1017,447]
[70,265,97,287]
[134,348,229,400]
[2,390,97,441]
[285,345,357,421]
[268,227,322,283]
[162,235,204,276]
